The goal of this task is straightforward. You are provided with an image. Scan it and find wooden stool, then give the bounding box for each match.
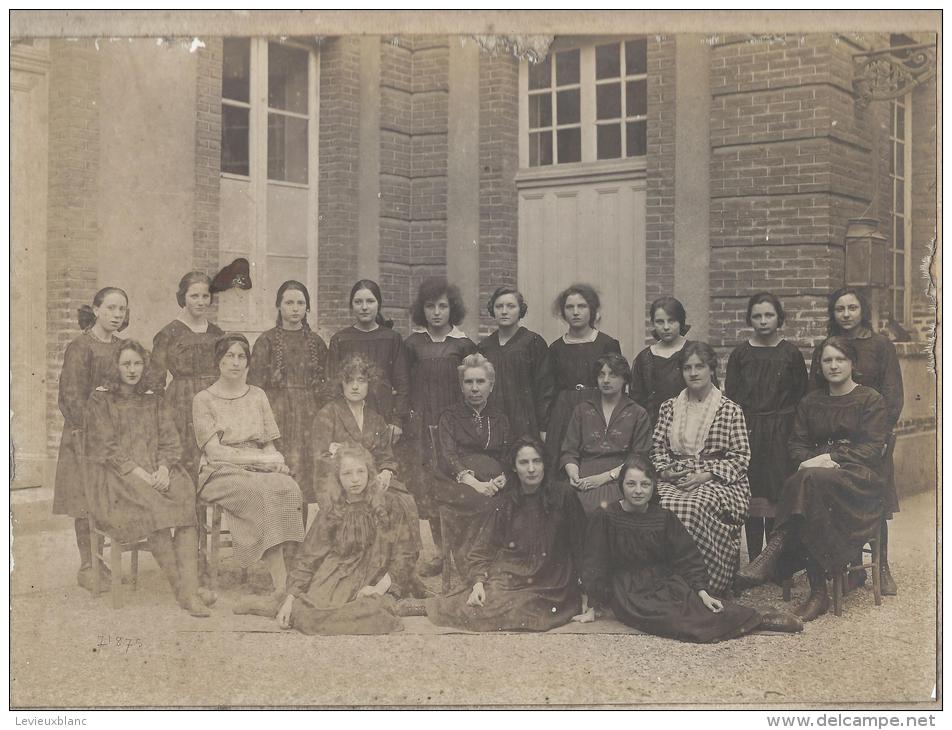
[89,517,151,609]
[831,522,883,616]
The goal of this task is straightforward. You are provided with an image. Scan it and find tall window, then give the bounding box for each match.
[888,94,912,323]
[525,37,648,167]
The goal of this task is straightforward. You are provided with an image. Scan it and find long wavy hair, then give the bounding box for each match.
[504,436,563,515]
[325,445,390,555]
[104,339,153,394]
[271,280,326,388]
[411,277,467,328]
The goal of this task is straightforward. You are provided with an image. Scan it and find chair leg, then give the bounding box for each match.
[130,548,139,591]
[110,540,122,609]
[197,504,208,586]
[871,535,883,606]
[210,505,222,592]
[832,574,843,617]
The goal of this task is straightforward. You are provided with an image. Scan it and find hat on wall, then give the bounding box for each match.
[210,258,253,294]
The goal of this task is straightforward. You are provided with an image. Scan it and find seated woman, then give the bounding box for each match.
[652,341,751,596]
[736,336,888,621]
[425,437,587,632]
[433,353,512,570]
[560,353,651,514]
[252,445,418,635]
[192,334,304,612]
[578,455,801,642]
[311,354,425,595]
[84,340,213,617]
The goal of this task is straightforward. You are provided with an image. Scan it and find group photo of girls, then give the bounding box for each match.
[54,270,905,641]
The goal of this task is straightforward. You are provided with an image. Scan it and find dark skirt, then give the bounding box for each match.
[267,385,322,503]
[543,387,592,471]
[567,454,625,515]
[52,428,86,517]
[291,594,404,635]
[747,410,798,503]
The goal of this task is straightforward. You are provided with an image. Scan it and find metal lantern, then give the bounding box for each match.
[844,217,889,288]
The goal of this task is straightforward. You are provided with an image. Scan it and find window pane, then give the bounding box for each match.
[223,38,250,103]
[596,43,620,80]
[894,219,905,248]
[889,150,895,175]
[529,56,551,90]
[625,38,648,75]
[221,104,250,175]
[529,93,552,129]
[894,254,905,286]
[557,127,581,163]
[268,113,308,183]
[597,124,622,159]
[596,83,621,120]
[626,120,647,157]
[894,294,904,323]
[529,130,552,167]
[896,142,905,177]
[557,89,580,125]
[896,107,905,138]
[626,79,648,117]
[895,180,904,214]
[268,43,308,114]
[555,49,580,86]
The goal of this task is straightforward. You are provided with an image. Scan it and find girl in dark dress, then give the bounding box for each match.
[242,445,418,635]
[326,279,410,441]
[248,280,328,505]
[540,283,622,471]
[426,437,587,632]
[808,287,903,595]
[630,296,691,424]
[145,271,224,481]
[403,278,476,572]
[477,286,549,441]
[725,292,808,560]
[84,340,213,617]
[54,287,128,592]
[579,455,801,642]
[560,353,652,514]
[737,337,889,622]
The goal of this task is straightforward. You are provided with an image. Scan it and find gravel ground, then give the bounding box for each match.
[10,489,939,709]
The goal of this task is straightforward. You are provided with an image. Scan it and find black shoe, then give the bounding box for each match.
[418,556,443,578]
[880,562,898,596]
[758,611,803,633]
[794,590,830,622]
[77,565,111,592]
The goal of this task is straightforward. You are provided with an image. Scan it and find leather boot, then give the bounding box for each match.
[757,612,804,633]
[735,525,788,590]
[795,564,830,622]
[879,521,897,596]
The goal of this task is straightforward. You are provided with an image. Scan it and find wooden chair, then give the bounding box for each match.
[197,500,241,592]
[831,521,883,616]
[88,517,151,609]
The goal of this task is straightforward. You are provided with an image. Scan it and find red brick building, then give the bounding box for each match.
[10,32,937,495]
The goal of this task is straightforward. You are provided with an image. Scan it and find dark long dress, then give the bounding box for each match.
[558,395,652,513]
[540,331,622,470]
[630,343,689,424]
[145,320,224,480]
[583,502,761,643]
[53,331,123,517]
[725,339,808,503]
[310,399,422,554]
[403,330,476,520]
[326,326,410,429]
[285,491,417,635]
[775,385,888,577]
[83,388,197,543]
[426,483,586,632]
[809,330,903,514]
[478,326,549,440]
[248,325,328,502]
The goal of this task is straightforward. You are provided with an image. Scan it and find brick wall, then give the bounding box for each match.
[45,39,101,452]
[645,36,677,337]
[193,39,222,279]
[317,37,362,334]
[708,34,883,354]
[910,73,937,341]
[477,51,519,337]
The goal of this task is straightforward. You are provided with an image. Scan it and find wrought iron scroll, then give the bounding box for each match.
[852,43,936,108]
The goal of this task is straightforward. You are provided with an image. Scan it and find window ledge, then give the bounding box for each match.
[515,157,647,190]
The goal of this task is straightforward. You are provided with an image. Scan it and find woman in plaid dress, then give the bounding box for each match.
[651,341,751,596]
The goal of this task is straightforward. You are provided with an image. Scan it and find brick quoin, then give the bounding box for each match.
[45,39,102,453]
[193,38,222,282]
[708,33,886,356]
[477,50,518,338]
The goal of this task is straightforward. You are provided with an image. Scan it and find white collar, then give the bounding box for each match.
[410,325,468,342]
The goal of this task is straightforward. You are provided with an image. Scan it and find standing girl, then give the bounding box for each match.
[326,279,410,444]
[630,296,691,424]
[539,283,622,472]
[725,292,808,560]
[809,287,903,595]
[145,271,224,480]
[477,285,549,441]
[54,287,128,591]
[248,280,328,506]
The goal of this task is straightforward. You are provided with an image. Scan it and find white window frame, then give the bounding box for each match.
[888,92,912,325]
[518,36,648,175]
[219,38,320,334]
